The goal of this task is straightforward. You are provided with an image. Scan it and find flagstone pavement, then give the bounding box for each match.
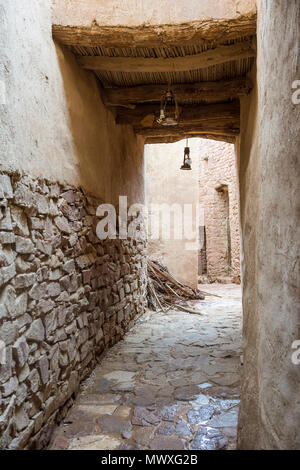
[49,284,242,450]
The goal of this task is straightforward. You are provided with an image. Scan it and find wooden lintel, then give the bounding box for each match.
[138,126,239,139]
[52,13,256,48]
[115,101,240,131]
[103,78,252,107]
[77,41,255,73]
[145,134,236,144]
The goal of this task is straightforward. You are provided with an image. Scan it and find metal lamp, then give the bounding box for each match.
[157,88,180,126]
[180,139,192,170]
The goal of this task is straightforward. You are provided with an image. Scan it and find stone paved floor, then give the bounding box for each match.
[49,284,242,450]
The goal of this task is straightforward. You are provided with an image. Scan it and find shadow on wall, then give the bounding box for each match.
[54,43,145,207]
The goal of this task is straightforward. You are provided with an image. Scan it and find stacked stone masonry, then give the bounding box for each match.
[0,172,147,449]
[198,140,240,283]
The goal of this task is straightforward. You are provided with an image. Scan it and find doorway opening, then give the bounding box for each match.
[145,138,240,287]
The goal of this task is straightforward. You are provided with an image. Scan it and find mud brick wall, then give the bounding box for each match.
[0,172,147,449]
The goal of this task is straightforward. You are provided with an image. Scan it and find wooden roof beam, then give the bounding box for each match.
[77,41,255,73]
[138,126,239,139]
[144,134,236,144]
[102,77,252,107]
[52,11,256,48]
[115,101,240,132]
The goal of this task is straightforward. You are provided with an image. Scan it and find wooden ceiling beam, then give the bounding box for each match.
[138,126,239,139]
[103,78,252,107]
[145,134,236,144]
[52,13,256,48]
[115,101,240,132]
[77,41,255,73]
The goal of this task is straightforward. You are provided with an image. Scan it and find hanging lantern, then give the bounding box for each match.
[157,88,180,126]
[180,138,192,170]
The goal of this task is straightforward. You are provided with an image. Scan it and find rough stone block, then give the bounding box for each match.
[0,246,15,268]
[34,193,49,215]
[59,275,70,291]
[14,293,28,318]
[15,404,30,432]
[54,216,72,234]
[0,285,16,319]
[1,376,18,397]
[62,259,75,274]
[35,239,52,256]
[65,321,76,336]
[27,369,40,394]
[14,273,36,289]
[0,231,15,244]
[37,299,55,314]
[15,382,28,406]
[0,321,17,345]
[28,282,47,300]
[15,236,34,254]
[16,313,31,331]
[45,311,57,338]
[61,190,77,203]
[0,346,12,383]
[36,266,48,282]
[14,182,34,208]
[30,217,44,230]
[49,269,62,281]
[26,319,45,343]
[0,263,15,288]
[12,337,29,368]
[38,356,49,385]
[68,234,77,248]
[15,256,34,274]
[69,273,78,292]
[77,328,89,347]
[18,363,30,383]
[0,175,13,199]
[53,328,67,343]
[47,282,61,297]
[10,206,29,236]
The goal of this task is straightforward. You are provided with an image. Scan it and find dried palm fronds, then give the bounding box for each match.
[147,259,209,313]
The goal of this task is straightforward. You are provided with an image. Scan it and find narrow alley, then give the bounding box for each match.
[1,0,299,453]
[49,285,242,450]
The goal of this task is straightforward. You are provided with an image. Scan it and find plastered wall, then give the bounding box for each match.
[237,0,300,449]
[52,0,256,28]
[0,0,145,206]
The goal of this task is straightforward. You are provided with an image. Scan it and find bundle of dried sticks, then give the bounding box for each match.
[147,259,215,314]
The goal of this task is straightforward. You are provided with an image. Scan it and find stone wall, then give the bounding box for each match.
[198,140,240,283]
[0,172,147,449]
